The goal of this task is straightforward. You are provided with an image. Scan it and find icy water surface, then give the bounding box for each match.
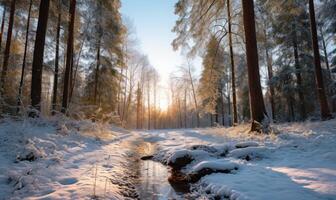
[107,138,188,199]
[137,142,187,199]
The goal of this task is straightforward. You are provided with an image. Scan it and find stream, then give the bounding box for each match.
[106,138,189,199]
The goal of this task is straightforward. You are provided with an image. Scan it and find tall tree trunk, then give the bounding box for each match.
[136,83,141,129]
[0,6,6,52]
[69,33,86,104]
[292,25,306,120]
[62,0,76,113]
[184,87,187,128]
[147,81,151,130]
[52,2,61,115]
[221,89,225,126]
[308,0,331,120]
[17,0,32,113]
[178,98,182,128]
[30,0,50,114]
[117,67,124,116]
[188,65,200,127]
[264,25,275,122]
[242,0,268,132]
[319,26,332,79]
[94,37,101,106]
[227,0,238,126]
[121,67,128,121]
[0,0,15,101]
[227,82,231,125]
[154,77,157,129]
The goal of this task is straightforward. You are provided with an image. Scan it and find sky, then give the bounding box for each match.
[120,0,200,88]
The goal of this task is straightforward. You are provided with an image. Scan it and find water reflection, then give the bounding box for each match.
[138,160,184,200]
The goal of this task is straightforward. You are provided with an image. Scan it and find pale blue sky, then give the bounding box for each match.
[120,0,199,85]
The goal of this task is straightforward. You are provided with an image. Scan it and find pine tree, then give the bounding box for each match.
[242,0,268,131]
[62,0,76,113]
[17,0,32,113]
[0,0,15,103]
[30,0,50,114]
[308,0,332,120]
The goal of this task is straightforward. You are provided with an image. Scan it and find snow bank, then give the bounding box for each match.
[190,159,238,173]
[148,119,336,199]
[229,147,269,160]
[0,117,129,199]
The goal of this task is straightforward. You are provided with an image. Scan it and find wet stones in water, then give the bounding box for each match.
[168,169,191,193]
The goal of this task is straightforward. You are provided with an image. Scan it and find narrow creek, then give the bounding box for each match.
[137,142,188,199]
[106,138,190,199]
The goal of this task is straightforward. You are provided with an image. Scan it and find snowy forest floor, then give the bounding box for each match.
[0,118,336,200]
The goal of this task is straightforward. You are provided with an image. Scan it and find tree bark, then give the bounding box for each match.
[62,0,76,113]
[30,0,50,113]
[17,0,32,113]
[264,25,275,122]
[147,79,151,129]
[0,6,6,52]
[227,0,238,126]
[188,65,200,127]
[319,26,331,79]
[292,25,306,120]
[309,0,331,120]
[94,37,101,105]
[52,1,61,115]
[136,83,141,129]
[221,89,225,126]
[242,0,268,131]
[0,0,15,101]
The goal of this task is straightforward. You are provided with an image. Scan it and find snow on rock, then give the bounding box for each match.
[167,149,210,169]
[199,183,248,200]
[229,146,269,160]
[147,119,336,199]
[190,159,239,174]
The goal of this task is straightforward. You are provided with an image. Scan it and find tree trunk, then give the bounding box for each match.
[121,67,128,121]
[69,32,86,104]
[184,87,187,128]
[188,65,200,127]
[242,0,268,132]
[61,0,76,113]
[309,0,331,120]
[0,0,15,100]
[17,0,33,113]
[52,2,61,115]
[319,26,332,79]
[264,25,275,122]
[154,77,157,129]
[227,0,238,126]
[292,25,306,120]
[0,6,6,52]
[30,0,50,114]
[117,67,124,117]
[147,80,151,130]
[220,87,225,126]
[94,37,101,106]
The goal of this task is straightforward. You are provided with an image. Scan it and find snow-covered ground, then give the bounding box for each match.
[142,120,336,200]
[0,117,141,200]
[1,117,336,200]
